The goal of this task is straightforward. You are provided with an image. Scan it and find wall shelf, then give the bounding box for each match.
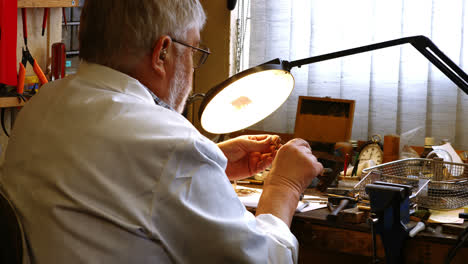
[0,97,26,108]
[18,0,78,8]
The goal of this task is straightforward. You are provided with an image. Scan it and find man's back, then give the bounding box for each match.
[2,63,300,264]
[0,63,226,263]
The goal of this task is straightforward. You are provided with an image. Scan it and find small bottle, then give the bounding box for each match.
[349,140,358,152]
[461,151,468,164]
[420,137,435,158]
[349,140,358,164]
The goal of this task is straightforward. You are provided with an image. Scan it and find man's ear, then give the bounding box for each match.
[151,36,172,77]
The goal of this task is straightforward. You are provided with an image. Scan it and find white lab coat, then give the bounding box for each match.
[0,62,298,264]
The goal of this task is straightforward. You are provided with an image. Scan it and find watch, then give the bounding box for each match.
[358,135,384,165]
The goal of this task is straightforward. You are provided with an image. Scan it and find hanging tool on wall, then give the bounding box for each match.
[21,8,27,46]
[62,7,68,30]
[51,42,66,80]
[4,46,47,137]
[42,8,49,36]
[17,47,48,95]
[18,8,48,95]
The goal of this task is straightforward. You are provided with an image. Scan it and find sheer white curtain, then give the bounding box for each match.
[245,0,468,150]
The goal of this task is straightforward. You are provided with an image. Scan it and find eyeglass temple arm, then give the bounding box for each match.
[278,35,467,95]
[186,93,206,105]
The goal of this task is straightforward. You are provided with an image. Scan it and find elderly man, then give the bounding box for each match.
[0,0,323,263]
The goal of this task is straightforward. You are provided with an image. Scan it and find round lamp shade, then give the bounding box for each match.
[199,64,294,134]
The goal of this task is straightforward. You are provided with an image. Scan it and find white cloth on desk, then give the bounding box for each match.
[0,62,298,264]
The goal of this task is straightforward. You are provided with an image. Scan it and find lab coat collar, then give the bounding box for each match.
[77,61,156,105]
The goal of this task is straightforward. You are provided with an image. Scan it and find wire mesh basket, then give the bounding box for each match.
[354,158,468,209]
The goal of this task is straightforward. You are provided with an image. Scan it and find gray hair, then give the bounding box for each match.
[79,0,206,71]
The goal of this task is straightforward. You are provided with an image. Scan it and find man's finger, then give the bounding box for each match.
[247,135,269,141]
[256,157,273,173]
[289,138,312,150]
[243,137,277,153]
[249,153,261,174]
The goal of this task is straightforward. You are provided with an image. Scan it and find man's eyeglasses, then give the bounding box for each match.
[172,39,211,69]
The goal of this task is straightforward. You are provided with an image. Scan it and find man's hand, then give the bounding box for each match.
[265,138,323,194]
[217,135,281,180]
[256,138,323,226]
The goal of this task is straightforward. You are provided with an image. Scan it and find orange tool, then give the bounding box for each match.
[17,47,48,94]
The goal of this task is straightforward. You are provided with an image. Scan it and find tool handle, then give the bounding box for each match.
[32,59,48,85]
[409,221,425,237]
[21,8,28,46]
[327,199,349,222]
[62,8,67,27]
[367,217,380,264]
[17,63,26,94]
[52,43,66,80]
[351,159,359,176]
[42,8,49,36]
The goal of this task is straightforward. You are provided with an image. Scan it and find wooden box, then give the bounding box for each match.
[294,96,355,143]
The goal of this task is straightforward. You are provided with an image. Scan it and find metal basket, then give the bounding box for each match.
[354,158,468,209]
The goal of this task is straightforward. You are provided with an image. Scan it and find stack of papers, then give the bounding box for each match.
[432,143,464,176]
[428,208,465,224]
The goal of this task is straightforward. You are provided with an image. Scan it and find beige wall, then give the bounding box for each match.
[189,1,234,138]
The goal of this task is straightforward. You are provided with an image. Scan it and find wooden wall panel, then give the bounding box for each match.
[18,0,78,8]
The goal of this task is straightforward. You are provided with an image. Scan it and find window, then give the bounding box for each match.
[62,0,84,75]
[237,0,468,150]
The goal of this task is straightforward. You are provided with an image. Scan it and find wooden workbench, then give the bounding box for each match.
[292,207,468,263]
[242,185,468,263]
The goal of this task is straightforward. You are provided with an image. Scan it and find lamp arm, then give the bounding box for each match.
[284,35,468,94]
[412,38,468,92]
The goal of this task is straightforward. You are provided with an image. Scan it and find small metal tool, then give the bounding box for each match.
[326,196,357,222]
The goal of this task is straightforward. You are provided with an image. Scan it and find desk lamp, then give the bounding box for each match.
[198,35,468,134]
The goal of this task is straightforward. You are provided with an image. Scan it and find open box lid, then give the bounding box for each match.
[294,96,355,143]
